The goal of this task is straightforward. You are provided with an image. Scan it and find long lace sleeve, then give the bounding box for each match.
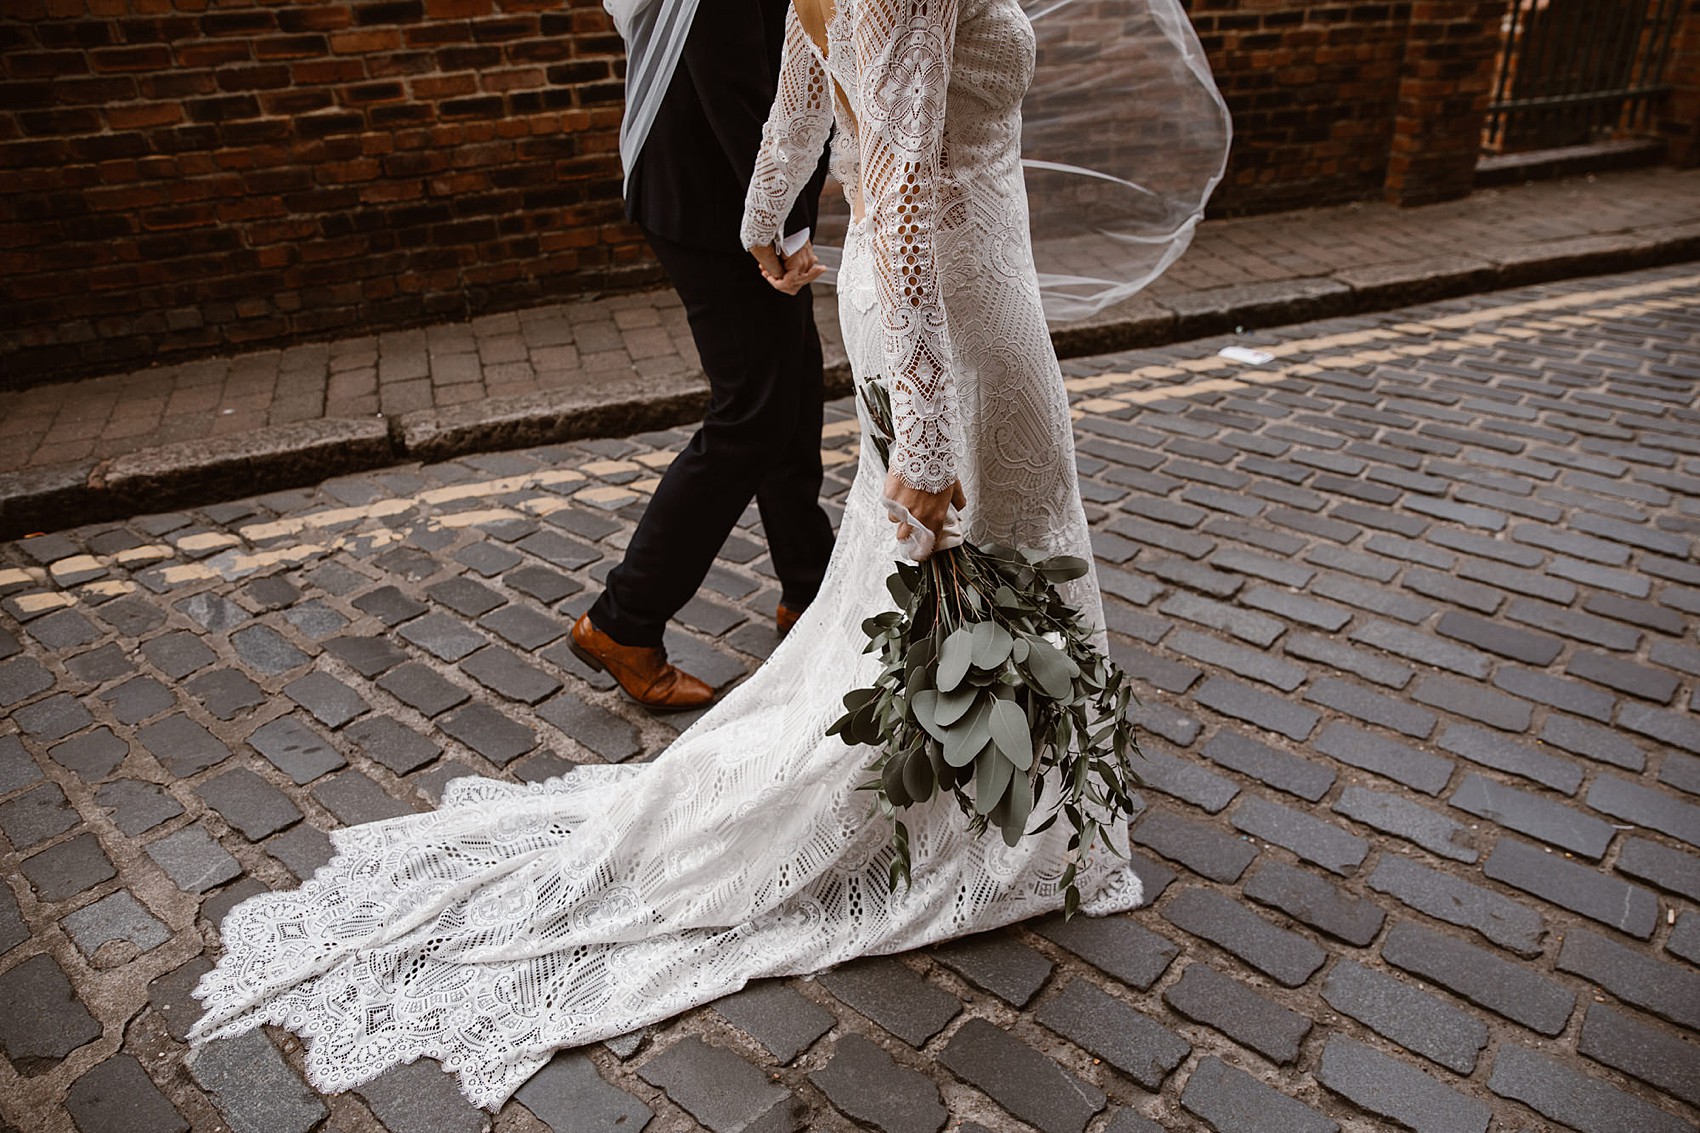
[741,7,834,251]
[856,0,960,493]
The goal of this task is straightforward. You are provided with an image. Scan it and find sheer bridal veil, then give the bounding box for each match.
[604,0,1232,321]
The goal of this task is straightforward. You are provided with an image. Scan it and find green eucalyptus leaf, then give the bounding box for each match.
[986,697,1034,771]
[935,684,981,728]
[971,621,1014,670]
[942,698,993,767]
[1000,771,1033,846]
[902,745,935,803]
[911,690,947,741]
[882,751,911,808]
[974,744,1014,816]
[936,626,976,692]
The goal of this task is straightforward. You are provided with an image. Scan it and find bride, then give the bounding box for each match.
[190,0,1227,1109]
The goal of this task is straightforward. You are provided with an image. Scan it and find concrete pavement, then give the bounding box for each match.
[2,166,1698,539]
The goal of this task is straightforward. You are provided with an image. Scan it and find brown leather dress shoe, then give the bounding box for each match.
[570,614,714,711]
[776,602,806,637]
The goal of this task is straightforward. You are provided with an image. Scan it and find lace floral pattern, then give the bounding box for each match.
[192,0,1138,1111]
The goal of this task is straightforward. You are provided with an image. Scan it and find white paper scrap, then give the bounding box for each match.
[1218,346,1275,365]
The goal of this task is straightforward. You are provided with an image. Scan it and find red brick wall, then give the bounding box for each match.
[1659,1,1700,166]
[1187,1,1414,214]
[1384,0,1509,205]
[1,0,653,386]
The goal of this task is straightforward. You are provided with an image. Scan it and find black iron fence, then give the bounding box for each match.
[1483,0,1682,153]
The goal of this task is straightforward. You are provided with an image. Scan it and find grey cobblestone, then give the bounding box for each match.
[188,1027,328,1133]
[1614,836,1700,902]
[1163,960,1312,1064]
[1163,887,1326,987]
[66,1054,188,1133]
[1035,977,1189,1089]
[1485,836,1659,939]
[1180,1056,1339,1133]
[1541,714,1646,771]
[1035,912,1178,991]
[1381,920,1573,1034]
[1201,730,1333,801]
[145,823,240,893]
[940,1017,1105,1133]
[809,1034,946,1133]
[1321,960,1488,1074]
[1576,1001,1700,1109]
[1282,632,1413,688]
[1243,859,1384,946]
[1588,773,1700,847]
[1132,807,1256,883]
[1449,772,1615,858]
[1306,676,1436,739]
[0,781,78,848]
[1316,1034,1489,1133]
[1557,927,1700,1033]
[0,952,103,1067]
[248,715,345,783]
[932,930,1054,1007]
[1231,794,1367,875]
[516,1051,656,1133]
[1198,676,1320,741]
[1312,722,1454,795]
[1334,785,1479,862]
[1366,854,1546,956]
[818,958,960,1047]
[1488,1042,1695,1133]
[195,767,301,841]
[1436,723,1582,793]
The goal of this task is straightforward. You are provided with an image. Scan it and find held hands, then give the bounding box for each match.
[751,239,826,295]
[885,468,966,553]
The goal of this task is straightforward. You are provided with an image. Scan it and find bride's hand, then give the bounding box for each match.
[750,240,826,295]
[885,468,966,548]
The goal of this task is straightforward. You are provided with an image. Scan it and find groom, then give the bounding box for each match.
[572,0,835,710]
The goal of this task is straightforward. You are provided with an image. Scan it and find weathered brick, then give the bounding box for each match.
[1131,808,1255,883]
[1449,773,1614,859]
[1316,1035,1489,1133]
[1436,723,1582,793]
[1488,1043,1695,1133]
[1200,731,1334,801]
[809,1034,945,1133]
[818,958,959,1047]
[1162,887,1325,987]
[1179,1056,1338,1133]
[1321,961,1488,1075]
[1334,785,1478,863]
[1035,978,1189,1090]
[940,1018,1105,1133]
[1034,913,1178,991]
[1381,920,1573,1034]
[1557,926,1700,1033]
[1243,859,1384,946]
[1484,837,1658,940]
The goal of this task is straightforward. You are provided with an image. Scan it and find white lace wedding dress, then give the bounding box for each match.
[190,0,1141,1108]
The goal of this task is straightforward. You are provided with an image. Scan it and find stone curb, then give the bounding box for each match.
[3,227,1696,541]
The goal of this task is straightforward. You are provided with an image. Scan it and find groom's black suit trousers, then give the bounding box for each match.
[588,0,834,649]
[587,228,836,649]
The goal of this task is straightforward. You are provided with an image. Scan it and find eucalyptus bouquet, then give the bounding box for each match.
[829,380,1143,915]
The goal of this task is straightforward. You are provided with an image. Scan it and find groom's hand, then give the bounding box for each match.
[885,469,966,549]
[750,240,826,295]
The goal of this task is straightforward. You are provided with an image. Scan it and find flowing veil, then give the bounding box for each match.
[810,0,1233,320]
[607,0,1232,321]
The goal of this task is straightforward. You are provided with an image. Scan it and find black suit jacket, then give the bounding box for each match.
[627,0,827,253]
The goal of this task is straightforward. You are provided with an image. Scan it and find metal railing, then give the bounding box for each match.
[1482,0,1681,153]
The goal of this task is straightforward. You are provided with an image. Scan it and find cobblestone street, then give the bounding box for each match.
[2,264,1698,1132]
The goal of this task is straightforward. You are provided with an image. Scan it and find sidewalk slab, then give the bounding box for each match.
[1,167,1697,540]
